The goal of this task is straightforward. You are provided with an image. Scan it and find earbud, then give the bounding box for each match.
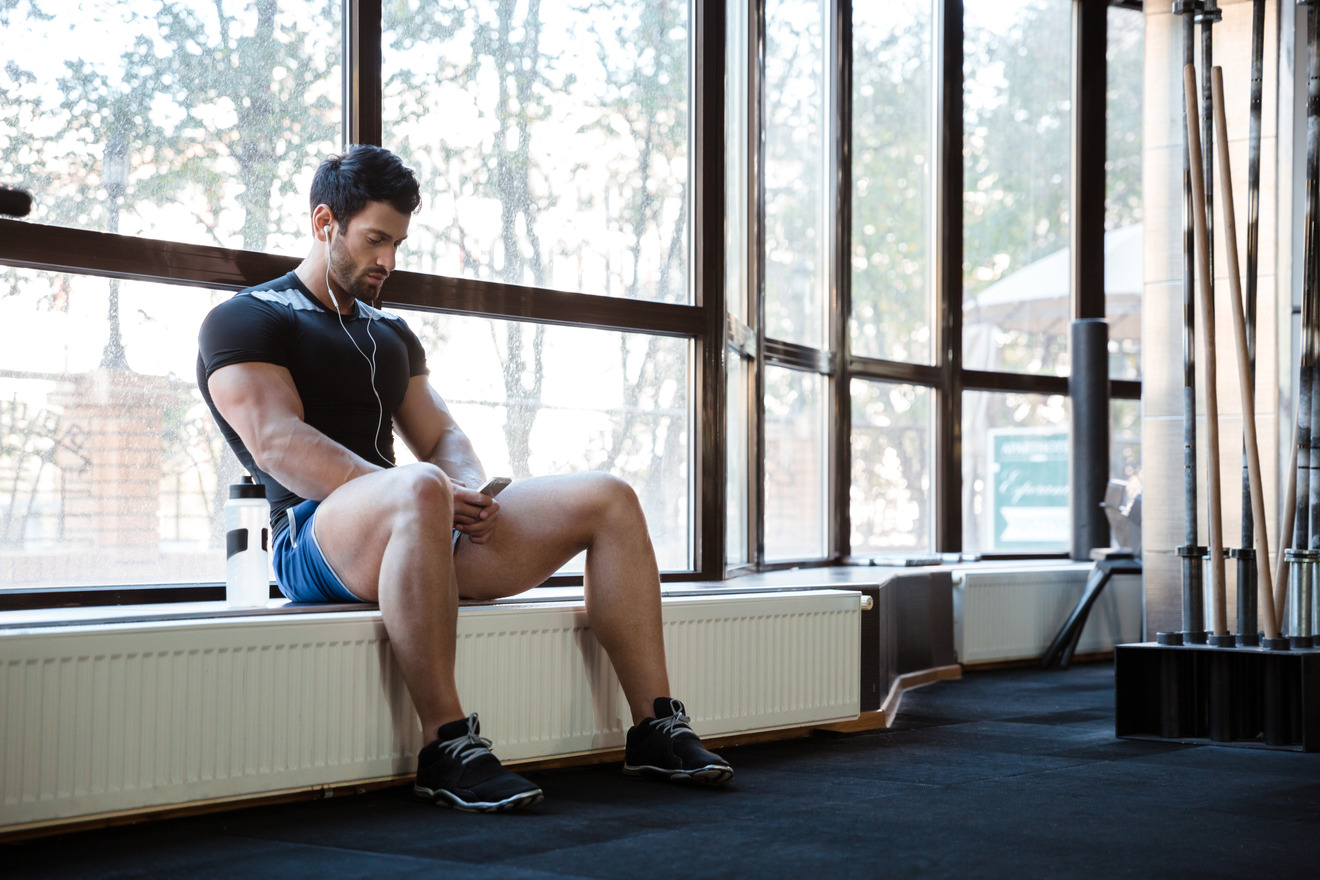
[322,222,341,310]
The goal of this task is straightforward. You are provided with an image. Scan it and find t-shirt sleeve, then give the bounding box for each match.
[198,294,291,377]
[393,316,430,378]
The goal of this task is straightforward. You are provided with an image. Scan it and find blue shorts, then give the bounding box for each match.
[272,499,365,604]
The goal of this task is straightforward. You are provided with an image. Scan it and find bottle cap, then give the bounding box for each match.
[230,476,267,500]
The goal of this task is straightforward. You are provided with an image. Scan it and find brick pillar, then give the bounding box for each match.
[50,370,172,551]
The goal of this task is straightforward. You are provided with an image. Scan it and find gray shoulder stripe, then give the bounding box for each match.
[359,301,405,324]
[248,288,321,312]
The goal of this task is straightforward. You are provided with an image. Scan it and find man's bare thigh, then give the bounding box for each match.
[453,473,615,600]
[311,464,447,601]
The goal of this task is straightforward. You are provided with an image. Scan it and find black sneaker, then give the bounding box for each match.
[414,713,543,812]
[623,698,733,785]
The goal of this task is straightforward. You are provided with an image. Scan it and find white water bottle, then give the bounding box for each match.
[225,476,270,608]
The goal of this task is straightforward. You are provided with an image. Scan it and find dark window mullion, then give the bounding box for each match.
[695,0,729,579]
[763,337,834,373]
[960,369,1141,401]
[849,356,943,387]
[936,0,965,553]
[831,0,853,562]
[962,368,1070,397]
[343,0,382,147]
[1073,0,1107,322]
[0,220,705,339]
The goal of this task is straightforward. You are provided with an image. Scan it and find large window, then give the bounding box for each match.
[1,0,701,593]
[0,2,1146,600]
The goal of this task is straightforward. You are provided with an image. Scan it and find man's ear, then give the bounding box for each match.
[312,204,336,242]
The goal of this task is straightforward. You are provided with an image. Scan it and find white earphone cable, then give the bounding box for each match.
[325,228,388,464]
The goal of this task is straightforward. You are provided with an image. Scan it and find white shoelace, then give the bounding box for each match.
[655,703,695,737]
[439,714,495,766]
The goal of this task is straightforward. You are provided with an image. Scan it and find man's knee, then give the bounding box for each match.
[392,462,455,522]
[582,471,644,521]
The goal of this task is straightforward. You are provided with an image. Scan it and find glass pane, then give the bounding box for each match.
[1110,397,1141,552]
[1107,6,1144,381]
[2,0,342,255]
[726,352,750,566]
[851,0,934,364]
[764,365,826,560]
[962,390,1069,555]
[850,380,932,557]
[1,269,241,589]
[1111,397,1141,486]
[764,0,828,348]
[726,0,751,325]
[963,0,1072,376]
[381,1,691,303]
[397,314,692,573]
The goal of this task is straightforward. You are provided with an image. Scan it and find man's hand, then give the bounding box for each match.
[394,375,496,544]
[451,483,501,544]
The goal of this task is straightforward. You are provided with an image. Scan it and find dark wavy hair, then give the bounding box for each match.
[309,145,421,227]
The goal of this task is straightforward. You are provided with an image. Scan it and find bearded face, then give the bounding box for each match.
[328,234,387,305]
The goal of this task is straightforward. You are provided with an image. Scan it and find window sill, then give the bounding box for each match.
[0,560,1095,632]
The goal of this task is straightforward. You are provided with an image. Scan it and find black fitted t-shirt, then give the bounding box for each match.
[197,271,429,537]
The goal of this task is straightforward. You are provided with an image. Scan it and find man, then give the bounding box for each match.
[197,145,731,812]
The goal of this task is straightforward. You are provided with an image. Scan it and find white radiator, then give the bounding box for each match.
[952,565,1143,664]
[0,590,859,831]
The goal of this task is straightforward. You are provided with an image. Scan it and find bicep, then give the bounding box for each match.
[393,375,459,461]
[208,362,305,449]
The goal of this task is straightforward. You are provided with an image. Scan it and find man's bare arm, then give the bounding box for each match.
[208,361,381,500]
[393,375,501,541]
[393,375,486,488]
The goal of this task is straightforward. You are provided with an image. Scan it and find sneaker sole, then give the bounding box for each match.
[414,784,544,812]
[622,763,734,786]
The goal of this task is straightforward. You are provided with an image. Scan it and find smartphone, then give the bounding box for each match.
[478,476,512,497]
[454,477,512,550]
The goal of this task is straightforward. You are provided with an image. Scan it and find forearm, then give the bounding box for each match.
[252,415,383,501]
[425,423,486,489]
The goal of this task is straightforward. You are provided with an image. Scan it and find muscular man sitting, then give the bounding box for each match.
[197,144,731,812]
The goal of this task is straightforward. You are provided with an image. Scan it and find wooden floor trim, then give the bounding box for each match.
[816,664,963,733]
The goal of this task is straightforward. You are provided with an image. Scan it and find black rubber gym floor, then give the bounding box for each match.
[7,662,1318,879]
